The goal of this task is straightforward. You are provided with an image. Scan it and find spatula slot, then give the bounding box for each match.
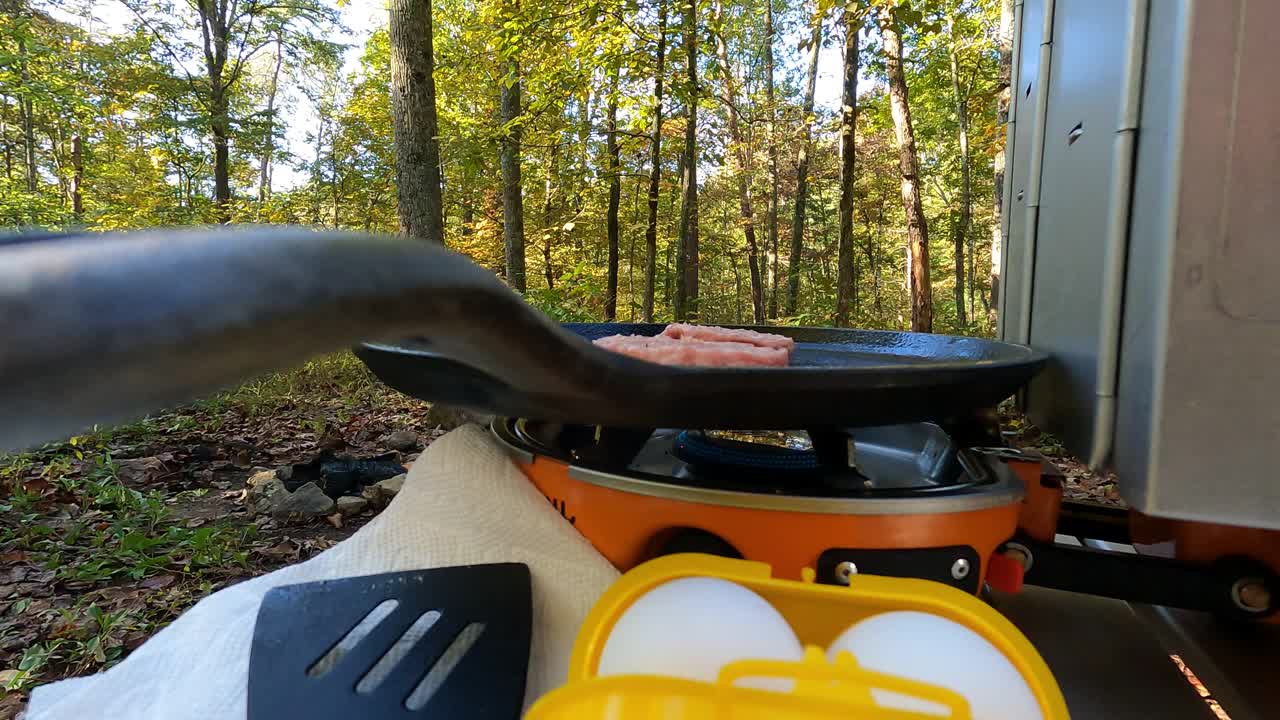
[404,622,487,711]
[308,599,400,678]
[356,610,443,694]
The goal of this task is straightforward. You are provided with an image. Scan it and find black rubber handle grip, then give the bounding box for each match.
[0,226,614,451]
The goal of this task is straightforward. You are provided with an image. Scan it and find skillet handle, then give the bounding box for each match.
[0,226,607,451]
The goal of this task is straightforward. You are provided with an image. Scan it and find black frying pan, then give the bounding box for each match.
[0,226,1045,450]
[357,323,1046,430]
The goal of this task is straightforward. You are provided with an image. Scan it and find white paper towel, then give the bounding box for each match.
[26,424,620,719]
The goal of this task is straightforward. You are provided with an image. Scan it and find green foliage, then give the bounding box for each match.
[1,447,254,586]
[525,262,611,322]
[0,441,256,691]
[3,0,1008,335]
[203,352,386,418]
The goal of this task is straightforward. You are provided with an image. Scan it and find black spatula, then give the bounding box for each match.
[248,564,532,719]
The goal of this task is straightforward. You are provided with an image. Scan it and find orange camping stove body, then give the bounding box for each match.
[516,455,1023,588]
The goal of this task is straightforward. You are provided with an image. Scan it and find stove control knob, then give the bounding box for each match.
[834,560,858,585]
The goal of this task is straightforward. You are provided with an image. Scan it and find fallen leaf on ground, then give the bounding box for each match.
[96,586,144,604]
[325,513,344,529]
[123,630,149,650]
[141,575,176,590]
[116,456,169,486]
[1,568,29,584]
[25,570,54,585]
[254,539,301,562]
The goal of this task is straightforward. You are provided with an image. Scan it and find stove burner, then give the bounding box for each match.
[702,430,813,451]
[673,430,823,476]
[493,418,999,500]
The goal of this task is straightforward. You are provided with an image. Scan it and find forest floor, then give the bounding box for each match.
[0,357,1120,718]
[1001,408,1124,507]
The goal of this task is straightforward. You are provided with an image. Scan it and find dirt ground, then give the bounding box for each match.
[1000,407,1125,507]
[0,362,1119,718]
[0,356,441,717]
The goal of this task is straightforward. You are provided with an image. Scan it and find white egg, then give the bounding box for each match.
[597,577,804,690]
[827,611,1043,720]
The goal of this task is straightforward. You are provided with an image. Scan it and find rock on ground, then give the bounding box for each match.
[385,430,420,452]
[270,482,336,523]
[246,470,288,515]
[336,495,369,517]
[362,473,406,509]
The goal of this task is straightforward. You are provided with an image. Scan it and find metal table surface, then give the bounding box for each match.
[1132,604,1280,720]
[993,586,1280,719]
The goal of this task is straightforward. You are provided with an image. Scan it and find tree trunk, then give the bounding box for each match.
[190,0,237,220]
[605,67,622,320]
[879,6,932,333]
[732,248,743,323]
[835,10,860,327]
[47,127,68,204]
[312,111,327,224]
[542,143,558,289]
[574,80,591,237]
[991,0,1013,313]
[674,0,699,321]
[211,89,231,218]
[330,147,340,228]
[500,59,526,291]
[18,32,36,193]
[628,179,641,320]
[70,134,84,220]
[258,37,284,204]
[462,197,474,237]
[948,15,970,328]
[713,0,763,323]
[1,97,12,182]
[764,0,780,319]
[786,3,822,316]
[643,0,667,322]
[673,147,685,308]
[389,0,447,243]
[871,220,881,314]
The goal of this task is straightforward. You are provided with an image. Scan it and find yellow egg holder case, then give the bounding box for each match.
[526,553,1070,720]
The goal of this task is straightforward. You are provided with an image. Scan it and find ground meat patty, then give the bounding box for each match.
[660,322,797,351]
[592,325,793,367]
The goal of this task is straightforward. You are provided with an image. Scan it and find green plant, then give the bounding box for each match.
[0,453,34,485]
[166,415,200,434]
[4,640,66,692]
[4,486,40,513]
[79,604,134,666]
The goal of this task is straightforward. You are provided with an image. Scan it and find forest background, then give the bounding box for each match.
[0,0,1016,335]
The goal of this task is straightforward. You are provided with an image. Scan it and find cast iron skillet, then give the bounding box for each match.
[357,324,1046,430]
[0,226,1046,450]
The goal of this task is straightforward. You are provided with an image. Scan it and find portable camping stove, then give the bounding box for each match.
[492,419,1026,594]
[489,410,1280,624]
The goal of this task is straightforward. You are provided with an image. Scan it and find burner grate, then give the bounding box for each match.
[673,430,823,475]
